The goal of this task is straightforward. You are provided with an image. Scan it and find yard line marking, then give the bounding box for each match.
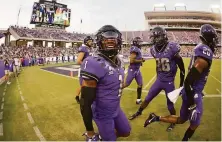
[33,126,46,141]
[4,88,6,92]
[19,91,22,95]
[210,75,221,84]
[27,112,35,124]
[23,103,28,110]
[1,104,4,110]
[21,96,25,101]
[216,89,221,94]
[0,123,3,136]
[3,92,5,96]
[144,75,156,89]
[0,112,3,120]
[41,69,78,80]
[203,90,207,94]
[1,98,4,103]
[124,88,221,98]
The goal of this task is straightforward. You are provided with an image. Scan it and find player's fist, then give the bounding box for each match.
[75,96,80,104]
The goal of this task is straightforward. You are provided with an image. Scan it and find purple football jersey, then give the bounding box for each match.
[80,54,125,119]
[188,44,213,93]
[150,42,180,82]
[129,46,142,69]
[78,44,90,61]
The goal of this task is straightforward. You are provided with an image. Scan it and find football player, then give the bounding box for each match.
[129,27,185,132]
[123,37,145,104]
[79,25,131,141]
[144,24,218,141]
[75,36,94,104]
[4,58,11,85]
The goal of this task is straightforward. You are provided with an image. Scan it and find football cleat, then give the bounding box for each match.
[82,132,102,141]
[166,123,175,132]
[144,113,158,127]
[128,111,142,120]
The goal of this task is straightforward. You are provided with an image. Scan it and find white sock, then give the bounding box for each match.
[137,99,141,102]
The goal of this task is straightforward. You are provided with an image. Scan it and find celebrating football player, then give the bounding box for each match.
[79,25,131,141]
[144,24,218,141]
[129,26,185,132]
[123,37,145,104]
[75,36,94,104]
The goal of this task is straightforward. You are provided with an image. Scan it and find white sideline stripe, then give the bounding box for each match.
[144,75,156,89]
[4,88,6,92]
[216,89,221,94]
[3,92,5,96]
[23,103,28,110]
[41,69,78,80]
[0,112,3,120]
[210,75,221,84]
[124,88,221,98]
[1,98,4,103]
[16,78,46,141]
[21,96,25,101]
[27,112,35,124]
[56,67,79,72]
[1,104,4,110]
[33,126,46,141]
[0,123,3,136]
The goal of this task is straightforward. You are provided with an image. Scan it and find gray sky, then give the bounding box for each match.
[0,0,221,33]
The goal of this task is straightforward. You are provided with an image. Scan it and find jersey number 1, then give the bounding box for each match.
[118,74,123,97]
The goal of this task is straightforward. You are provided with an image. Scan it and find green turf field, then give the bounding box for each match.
[0,58,221,141]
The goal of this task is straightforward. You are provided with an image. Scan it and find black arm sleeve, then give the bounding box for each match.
[80,86,96,131]
[175,55,185,87]
[184,67,201,106]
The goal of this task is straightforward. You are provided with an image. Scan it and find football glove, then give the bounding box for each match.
[188,104,200,121]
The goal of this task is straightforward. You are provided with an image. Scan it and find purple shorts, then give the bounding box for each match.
[180,90,203,126]
[145,79,175,111]
[125,68,143,86]
[93,108,131,141]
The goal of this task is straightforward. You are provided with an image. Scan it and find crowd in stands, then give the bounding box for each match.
[121,30,221,45]
[0,44,79,61]
[11,26,93,41]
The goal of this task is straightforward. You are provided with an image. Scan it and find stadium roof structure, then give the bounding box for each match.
[153,3,166,11]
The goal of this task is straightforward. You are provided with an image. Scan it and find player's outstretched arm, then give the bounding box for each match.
[80,79,97,137]
[184,57,209,106]
[77,52,85,65]
[130,52,145,63]
[175,54,185,87]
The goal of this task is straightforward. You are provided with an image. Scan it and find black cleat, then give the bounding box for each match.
[166,123,175,132]
[144,113,158,127]
[128,111,142,120]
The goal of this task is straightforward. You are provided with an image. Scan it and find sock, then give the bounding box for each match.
[138,107,144,113]
[137,87,142,99]
[182,127,195,141]
[169,108,176,115]
[156,116,160,121]
[137,99,141,102]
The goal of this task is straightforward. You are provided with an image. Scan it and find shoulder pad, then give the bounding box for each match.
[194,44,213,61]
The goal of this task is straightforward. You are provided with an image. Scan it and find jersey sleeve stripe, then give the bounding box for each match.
[80,71,99,82]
